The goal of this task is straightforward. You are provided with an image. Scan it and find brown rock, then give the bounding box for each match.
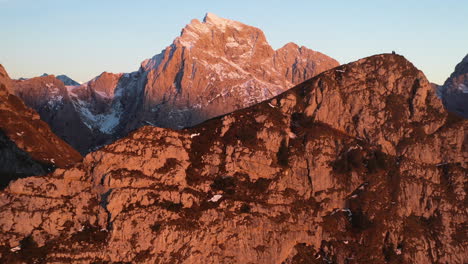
[139,13,339,129]
[0,54,465,264]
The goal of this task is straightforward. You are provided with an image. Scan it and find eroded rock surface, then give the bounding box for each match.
[0,54,466,264]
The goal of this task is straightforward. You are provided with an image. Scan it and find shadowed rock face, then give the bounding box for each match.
[10,13,339,154]
[11,73,113,154]
[56,75,80,86]
[0,54,466,263]
[441,54,468,118]
[0,65,82,188]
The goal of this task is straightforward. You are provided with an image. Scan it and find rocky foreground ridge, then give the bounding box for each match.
[0,65,82,188]
[0,54,466,263]
[11,13,339,154]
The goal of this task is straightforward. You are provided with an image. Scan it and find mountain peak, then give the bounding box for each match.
[56,74,80,86]
[9,14,339,154]
[0,64,12,94]
[179,13,246,45]
[0,64,8,78]
[202,12,219,22]
[202,12,242,29]
[441,53,468,117]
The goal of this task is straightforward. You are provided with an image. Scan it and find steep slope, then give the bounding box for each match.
[11,13,339,154]
[56,75,80,86]
[137,13,339,129]
[12,75,106,154]
[0,54,465,263]
[440,54,468,118]
[0,65,82,188]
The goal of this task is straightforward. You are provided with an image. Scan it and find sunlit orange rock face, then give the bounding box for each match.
[138,13,339,129]
[0,65,82,188]
[0,54,465,263]
[10,13,339,154]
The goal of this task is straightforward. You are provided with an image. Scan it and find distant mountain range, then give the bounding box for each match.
[9,13,339,154]
[18,74,80,86]
[438,54,468,118]
[0,65,82,188]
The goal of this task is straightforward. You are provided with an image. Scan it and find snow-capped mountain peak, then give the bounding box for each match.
[9,13,339,154]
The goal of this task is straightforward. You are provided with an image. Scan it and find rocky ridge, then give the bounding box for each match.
[10,13,339,154]
[0,65,82,188]
[56,75,80,86]
[440,54,468,118]
[0,54,466,263]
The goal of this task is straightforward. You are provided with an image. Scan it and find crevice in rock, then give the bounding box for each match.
[408,78,420,118]
[100,189,113,231]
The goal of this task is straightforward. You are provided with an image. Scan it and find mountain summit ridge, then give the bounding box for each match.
[10,13,339,154]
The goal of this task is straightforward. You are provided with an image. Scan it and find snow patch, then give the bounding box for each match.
[208,194,222,202]
[203,13,244,31]
[341,208,352,216]
[226,42,240,48]
[288,132,297,139]
[72,97,122,134]
[95,90,111,99]
[458,83,468,93]
[10,246,21,252]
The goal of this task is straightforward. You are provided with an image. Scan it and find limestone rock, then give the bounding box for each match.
[0,54,465,264]
[10,13,339,154]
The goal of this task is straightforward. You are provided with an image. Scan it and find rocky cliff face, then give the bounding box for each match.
[12,74,107,154]
[0,54,465,263]
[138,13,339,129]
[440,54,468,118]
[0,65,82,188]
[11,13,339,154]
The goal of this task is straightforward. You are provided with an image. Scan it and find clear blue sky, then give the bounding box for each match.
[0,0,466,84]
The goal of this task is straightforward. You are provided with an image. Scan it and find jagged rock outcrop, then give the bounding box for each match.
[440,54,468,118]
[1,54,465,263]
[11,13,339,154]
[138,13,339,129]
[0,65,82,188]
